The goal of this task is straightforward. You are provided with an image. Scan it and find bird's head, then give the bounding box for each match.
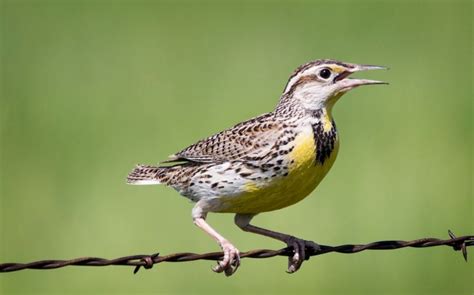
[281,59,387,112]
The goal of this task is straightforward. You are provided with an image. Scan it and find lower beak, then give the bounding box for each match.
[335,64,388,92]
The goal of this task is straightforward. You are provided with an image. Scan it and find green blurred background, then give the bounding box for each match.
[1,1,472,294]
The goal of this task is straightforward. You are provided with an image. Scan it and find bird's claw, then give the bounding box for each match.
[212,240,240,276]
[285,237,320,274]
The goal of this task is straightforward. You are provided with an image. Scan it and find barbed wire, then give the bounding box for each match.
[1,230,472,274]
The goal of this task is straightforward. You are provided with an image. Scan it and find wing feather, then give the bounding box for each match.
[165,113,282,164]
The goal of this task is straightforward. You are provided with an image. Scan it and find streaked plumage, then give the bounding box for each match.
[128,59,387,275]
[128,108,338,213]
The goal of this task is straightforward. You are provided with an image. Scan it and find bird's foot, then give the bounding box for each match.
[213,239,240,276]
[285,237,320,274]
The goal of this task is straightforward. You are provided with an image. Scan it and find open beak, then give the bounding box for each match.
[334,64,388,92]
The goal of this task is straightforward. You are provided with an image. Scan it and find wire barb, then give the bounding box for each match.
[1,231,472,274]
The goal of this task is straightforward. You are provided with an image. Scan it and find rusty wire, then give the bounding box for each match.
[1,230,472,274]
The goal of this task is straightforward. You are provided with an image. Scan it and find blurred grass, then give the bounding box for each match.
[1,0,472,294]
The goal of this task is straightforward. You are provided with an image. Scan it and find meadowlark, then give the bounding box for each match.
[127,59,387,276]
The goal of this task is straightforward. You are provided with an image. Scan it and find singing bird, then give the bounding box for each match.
[127,59,387,276]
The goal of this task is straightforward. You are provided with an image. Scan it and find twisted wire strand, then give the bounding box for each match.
[1,230,472,274]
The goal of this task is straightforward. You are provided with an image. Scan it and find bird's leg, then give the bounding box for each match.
[235,214,320,273]
[192,205,240,276]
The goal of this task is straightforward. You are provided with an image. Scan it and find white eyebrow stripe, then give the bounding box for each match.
[284,67,318,94]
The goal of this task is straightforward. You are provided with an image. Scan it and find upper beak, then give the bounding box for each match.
[334,64,388,92]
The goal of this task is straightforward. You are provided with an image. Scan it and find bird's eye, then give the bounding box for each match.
[319,68,332,79]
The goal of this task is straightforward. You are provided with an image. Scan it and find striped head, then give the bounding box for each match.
[279,59,387,113]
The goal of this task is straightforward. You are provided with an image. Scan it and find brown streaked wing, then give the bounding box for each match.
[164,113,282,163]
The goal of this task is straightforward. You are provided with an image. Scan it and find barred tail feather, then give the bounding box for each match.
[127,164,163,185]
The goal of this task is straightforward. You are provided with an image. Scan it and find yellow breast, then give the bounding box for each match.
[219,128,339,214]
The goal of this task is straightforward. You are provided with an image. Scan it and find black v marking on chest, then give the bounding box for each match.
[311,120,337,165]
